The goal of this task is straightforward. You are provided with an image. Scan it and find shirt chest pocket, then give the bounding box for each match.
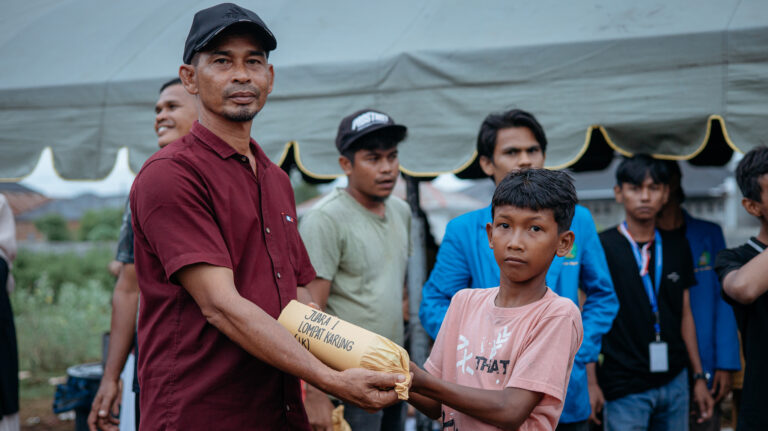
[280,212,302,273]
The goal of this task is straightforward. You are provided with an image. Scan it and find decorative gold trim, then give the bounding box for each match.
[289,141,341,180]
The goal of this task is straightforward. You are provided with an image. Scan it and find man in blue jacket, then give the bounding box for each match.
[419,109,619,430]
[657,161,740,431]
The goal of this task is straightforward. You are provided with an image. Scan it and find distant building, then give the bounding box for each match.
[0,182,50,240]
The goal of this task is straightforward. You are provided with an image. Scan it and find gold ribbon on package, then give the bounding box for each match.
[278,300,410,399]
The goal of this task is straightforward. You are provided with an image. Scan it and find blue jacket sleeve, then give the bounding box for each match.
[711,225,742,371]
[419,217,472,340]
[575,208,619,364]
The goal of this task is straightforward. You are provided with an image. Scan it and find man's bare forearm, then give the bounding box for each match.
[681,291,704,375]
[103,264,139,381]
[722,250,768,304]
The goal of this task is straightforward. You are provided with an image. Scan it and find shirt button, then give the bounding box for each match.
[277,272,282,279]
[240,155,248,162]
[265,227,271,234]
[286,404,291,411]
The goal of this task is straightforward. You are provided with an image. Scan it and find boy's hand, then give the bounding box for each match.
[692,379,714,423]
[587,381,605,425]
[710,370,732,403]
[330,368,404,412]
[408,361,429,393]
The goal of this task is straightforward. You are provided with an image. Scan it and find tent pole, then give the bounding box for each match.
[404,174,434,431]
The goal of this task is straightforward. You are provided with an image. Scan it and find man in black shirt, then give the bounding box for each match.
[714,145,768,431]
[597,155,713,430]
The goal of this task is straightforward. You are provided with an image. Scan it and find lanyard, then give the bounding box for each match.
[619,222,663,340]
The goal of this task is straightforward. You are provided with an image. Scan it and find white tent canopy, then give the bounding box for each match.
[1,0,766,180]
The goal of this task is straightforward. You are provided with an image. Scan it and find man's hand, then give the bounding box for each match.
[304,384,334,431]
[585,362,604,425]
[710,370,732,403]
[330,368,404,412]
[87,378,122,431]
[692,379,714,423]
[587,380,605,425]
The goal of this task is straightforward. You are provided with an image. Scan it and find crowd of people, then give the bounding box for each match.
[0,2,764,431]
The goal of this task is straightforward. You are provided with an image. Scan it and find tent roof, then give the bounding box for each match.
[1,0,766,180]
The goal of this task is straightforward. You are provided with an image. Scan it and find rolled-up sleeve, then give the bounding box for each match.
[131,158,232,282]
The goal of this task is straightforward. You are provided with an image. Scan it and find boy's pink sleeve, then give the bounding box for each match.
[424,290,467,378]
[506,310,583,404]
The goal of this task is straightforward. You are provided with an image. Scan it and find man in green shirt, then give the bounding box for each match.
[301,109,411,431]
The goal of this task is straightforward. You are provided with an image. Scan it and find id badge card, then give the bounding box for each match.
[649,341,669,373]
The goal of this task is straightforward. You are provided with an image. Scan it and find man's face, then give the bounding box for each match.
[183,31,274,123]
[485,205,573,284]
[742,174,768,223]
[479,127,545,185]
[614,174,670,222]
[341,147,399,201]
[154,84,197,148]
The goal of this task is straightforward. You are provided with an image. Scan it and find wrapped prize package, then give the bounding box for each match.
[332,405,351,431]
[278,300,410,399]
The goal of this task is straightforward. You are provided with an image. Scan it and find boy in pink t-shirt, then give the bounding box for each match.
[410,169,584,430]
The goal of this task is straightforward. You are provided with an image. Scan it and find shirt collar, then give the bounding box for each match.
[190,121,271,171]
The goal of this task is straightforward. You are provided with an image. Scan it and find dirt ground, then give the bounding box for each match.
[19,397,73,431]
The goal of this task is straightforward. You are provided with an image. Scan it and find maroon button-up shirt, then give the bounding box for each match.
[130,121,315,430]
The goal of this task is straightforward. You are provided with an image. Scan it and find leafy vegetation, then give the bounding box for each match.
[78,207,123,241]
[33,213,71,241]
[11,248,114,372]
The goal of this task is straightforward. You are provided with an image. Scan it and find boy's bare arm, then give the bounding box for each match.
[722,249,768,304]
[410,363,543,430]
[407,391,442,420]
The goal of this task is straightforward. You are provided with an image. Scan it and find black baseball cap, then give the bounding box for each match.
[183,3,277,64]
[336,109,407,153]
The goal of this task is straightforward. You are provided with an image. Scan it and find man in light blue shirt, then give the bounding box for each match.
[419,109,619,430]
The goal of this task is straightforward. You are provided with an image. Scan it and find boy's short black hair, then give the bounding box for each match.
[491,169,577,232]
[159,78,182,93]
[340,128,400,163]
[477,109,547,160]
[615,154,670,186]
[736,146,768,202]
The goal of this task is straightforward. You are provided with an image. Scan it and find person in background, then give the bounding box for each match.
[656,161,740,431]
[300,109,411,431]
[419,109,617,430]
[597,155,713,430]
[130,4,404,429]
[0,194,19,431]
[409,169,583,430]
[88,77,197,431]
[714,146,768,430]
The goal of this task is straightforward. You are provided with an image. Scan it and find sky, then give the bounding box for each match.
[17,147,470,198]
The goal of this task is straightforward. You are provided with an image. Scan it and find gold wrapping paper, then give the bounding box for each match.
[278,300,410,399]
[332,405,351,431]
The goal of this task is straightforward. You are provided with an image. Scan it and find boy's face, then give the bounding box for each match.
[485,205,574,284]
[742,173,768,222]
[479,127,545,185]
[340,146,399,201]
[614,174,669,222]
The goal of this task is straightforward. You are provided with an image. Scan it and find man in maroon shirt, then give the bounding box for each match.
[129,4,405,430]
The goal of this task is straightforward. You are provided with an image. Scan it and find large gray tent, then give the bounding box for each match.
[1,0,766,181]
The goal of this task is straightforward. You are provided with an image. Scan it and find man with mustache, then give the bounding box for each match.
[129,5,404,430]
[300,109,411,431]
[89,77,196,431]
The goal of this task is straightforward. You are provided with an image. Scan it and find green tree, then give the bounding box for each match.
[34,213,71,241]
[79,207,123,241]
